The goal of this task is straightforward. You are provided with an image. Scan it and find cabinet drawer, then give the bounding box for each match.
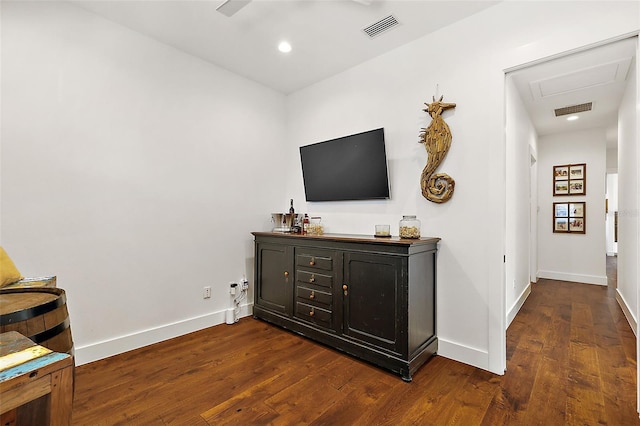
[297,285,332,308]
[296,252,333,271]
[296,302,332,329]
[296,270,332,289]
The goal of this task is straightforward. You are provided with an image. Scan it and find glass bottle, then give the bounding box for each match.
[303,214,310,235]
[399,215,421,239]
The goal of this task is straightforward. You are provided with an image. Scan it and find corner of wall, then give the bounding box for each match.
[507,282,532,327]
[616,289,638,336]
[537,270,607,286]
[437,339,495,374]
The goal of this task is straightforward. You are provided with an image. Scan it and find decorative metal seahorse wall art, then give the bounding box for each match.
[419,95,456,203]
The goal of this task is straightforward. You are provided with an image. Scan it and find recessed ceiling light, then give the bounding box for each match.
[566,115,579,121]
[278,41,292,53]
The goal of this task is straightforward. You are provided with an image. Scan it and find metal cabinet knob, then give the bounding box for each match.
[309,291,315,300]
[309,259,316,266]
[309,308,315,317]
[284,271,289,277]
[343,284,348,296]
[310,275,316,283]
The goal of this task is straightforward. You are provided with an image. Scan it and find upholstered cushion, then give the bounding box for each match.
[0,246,24,288]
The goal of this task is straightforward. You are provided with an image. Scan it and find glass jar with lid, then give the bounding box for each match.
[307,217,324,235]
[399,215,421,239]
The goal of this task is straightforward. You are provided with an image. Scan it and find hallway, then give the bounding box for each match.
[501,270,638,424]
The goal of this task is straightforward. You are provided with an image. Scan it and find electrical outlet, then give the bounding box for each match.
[203,286,211,299]
[241,279,249,290]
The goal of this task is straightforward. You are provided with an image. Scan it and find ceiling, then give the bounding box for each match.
[509,37,637,145]
[70,0,499,94]
[70,1,635,142]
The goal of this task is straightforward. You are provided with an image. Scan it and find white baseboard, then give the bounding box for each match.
[437,338,489,372]
[538,270,607,286]
[615,290,637,336]
[75,303,254,366]
[507,283,531,327]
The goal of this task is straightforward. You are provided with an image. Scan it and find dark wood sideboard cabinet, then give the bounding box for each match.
[252,232,439,381]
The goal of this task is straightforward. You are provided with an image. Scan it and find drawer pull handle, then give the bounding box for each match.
[284,271,289,277]
[309,308,315,317]
[309,291,315,300]
[310,275,315,283]
[343,284,348,296]
[309,259,316,266]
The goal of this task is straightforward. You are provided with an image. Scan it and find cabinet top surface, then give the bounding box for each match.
[252,232,440,246]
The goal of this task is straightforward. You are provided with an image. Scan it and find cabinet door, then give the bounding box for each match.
[342,252,405,355]
[255,243,292,315]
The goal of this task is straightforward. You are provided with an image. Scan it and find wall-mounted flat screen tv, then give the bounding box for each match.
[300,128,390,202]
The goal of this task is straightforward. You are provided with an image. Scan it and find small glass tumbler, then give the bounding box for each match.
[375,225,391,237]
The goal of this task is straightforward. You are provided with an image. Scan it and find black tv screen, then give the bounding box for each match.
[300,128,390,201]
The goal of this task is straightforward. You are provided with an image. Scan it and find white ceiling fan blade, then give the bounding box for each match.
[216,0,252,17]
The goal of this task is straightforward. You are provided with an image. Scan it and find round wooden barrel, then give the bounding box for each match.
[0,287,74,356]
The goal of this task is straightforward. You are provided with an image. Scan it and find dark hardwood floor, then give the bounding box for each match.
[72,268,638,425]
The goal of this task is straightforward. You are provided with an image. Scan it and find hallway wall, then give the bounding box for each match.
[505,75,538,326]
[537,129,607,285]
[617,53,638,330]
[606,173,619,256]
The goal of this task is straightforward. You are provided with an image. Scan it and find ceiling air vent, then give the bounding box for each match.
[362,15,399,38]
[554,102,592,117]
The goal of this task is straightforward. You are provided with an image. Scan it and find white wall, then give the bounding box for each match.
[286,2,638,374]
[606,173,619,256]
[530,149,539,285]
[505,75,538,326]
[1,2,287,364]
[618,54,639,329]
[537,129,607,285]
[607,147,619,171]
[606,147,619,255]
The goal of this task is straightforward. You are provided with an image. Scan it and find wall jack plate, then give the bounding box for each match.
[203,286,211,299]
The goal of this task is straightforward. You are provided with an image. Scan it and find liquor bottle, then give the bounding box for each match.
[303,214,310,235]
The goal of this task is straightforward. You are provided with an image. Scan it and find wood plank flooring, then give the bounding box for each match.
[72,275,639,425]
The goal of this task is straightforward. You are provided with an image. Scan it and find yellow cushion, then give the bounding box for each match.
[0,246,24,288]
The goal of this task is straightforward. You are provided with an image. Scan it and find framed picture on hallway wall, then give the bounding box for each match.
[553,202,586,234]
[569,180,584,195]
[554,180,569,195]
[554,217,569,232]
[553,163,586,196]
[569,164,585,179]
[554,166,569,180]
